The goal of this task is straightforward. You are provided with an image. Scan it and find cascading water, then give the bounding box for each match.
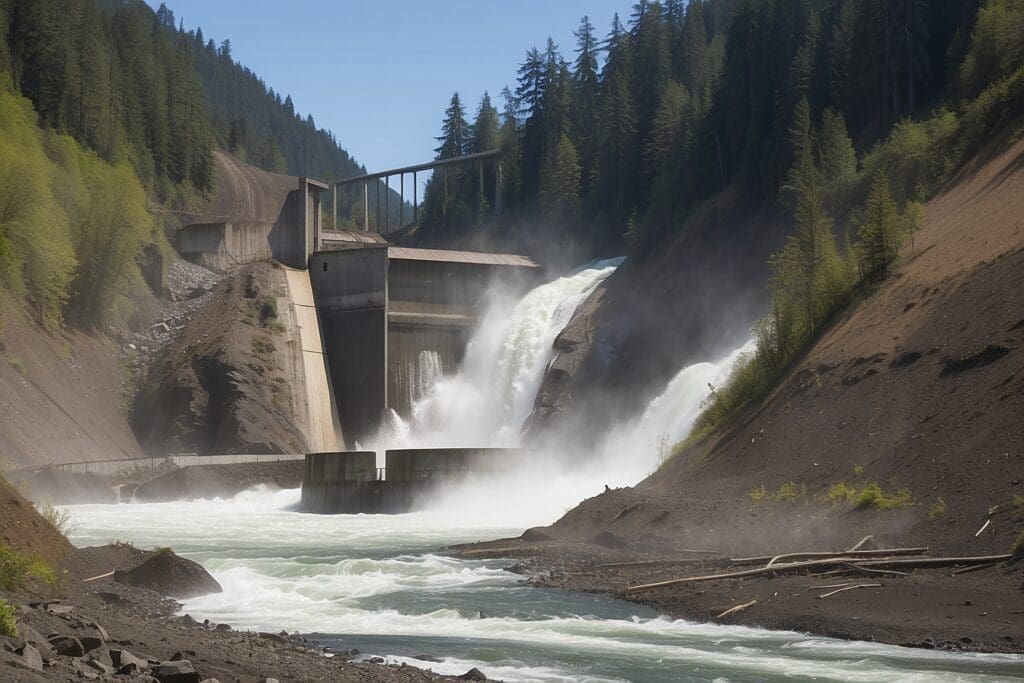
[368,257,624,450]
[59,261,1024,681]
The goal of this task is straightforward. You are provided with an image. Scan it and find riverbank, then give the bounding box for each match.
[453,523,1024,656]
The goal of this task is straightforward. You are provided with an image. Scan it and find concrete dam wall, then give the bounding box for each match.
[301,448,521,514]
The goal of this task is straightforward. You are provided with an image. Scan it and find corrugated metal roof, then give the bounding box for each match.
[386,247,538,267]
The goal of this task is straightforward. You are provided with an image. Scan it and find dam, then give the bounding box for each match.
[176,151,539,511]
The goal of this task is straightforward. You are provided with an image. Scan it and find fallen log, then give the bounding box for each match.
[854,554,1012,569]
[715,599,757,619]
[733,547,928,566]
[950,562,997,576]
[818,583,882,599]
[624,554,1012,593]
[594,556,719,569]
[846,535,874,552]
[841,563,907,577]
[83,570,115,583]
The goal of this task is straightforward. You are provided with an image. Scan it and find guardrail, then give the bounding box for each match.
[13,453,305,477]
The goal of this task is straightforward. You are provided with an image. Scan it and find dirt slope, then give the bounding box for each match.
[0,476,73,567]
[183,151,297,225]
[543,138,1024,559]
[131,261,313,455]
[0,297,142,469]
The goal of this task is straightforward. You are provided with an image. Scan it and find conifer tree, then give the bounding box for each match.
[434,92,468,160]
[857,172,901,278]
[539,133,580,221]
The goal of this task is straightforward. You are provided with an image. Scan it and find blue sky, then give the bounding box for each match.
[156,0,627,176]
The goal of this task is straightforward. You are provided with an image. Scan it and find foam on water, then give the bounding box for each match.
[64,491,1024,682]
[61,259,1024,681]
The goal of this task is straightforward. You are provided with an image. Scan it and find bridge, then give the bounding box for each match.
[330,149,503,234]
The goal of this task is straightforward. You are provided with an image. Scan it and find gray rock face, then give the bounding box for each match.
[112,550,222,599]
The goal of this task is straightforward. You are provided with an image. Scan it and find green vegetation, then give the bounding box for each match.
[684,0,1024,444]
[929,497,948,520]
[252,336,276,356]
[752,480,917,510]
[1012,529,1024,561]
[36,501,73,536]
[0,597,16,637]
[0,79,152,328]
[749,481,805,503]
[0,542,55,591]
[854,482,917,510]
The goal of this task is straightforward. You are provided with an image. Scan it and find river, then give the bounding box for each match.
[64,492,1023,682]
[62,260,1024,681]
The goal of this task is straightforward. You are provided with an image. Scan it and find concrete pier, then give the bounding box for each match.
[301,448,520,514]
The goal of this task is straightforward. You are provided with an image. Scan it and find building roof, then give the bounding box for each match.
[320,230,388,245]
[386,247,538,268]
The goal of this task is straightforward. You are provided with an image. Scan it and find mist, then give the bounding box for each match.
[360,259,754,528]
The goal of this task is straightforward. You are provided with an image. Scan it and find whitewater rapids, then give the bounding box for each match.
[65,490,1024,682]
[61,259,1024,680]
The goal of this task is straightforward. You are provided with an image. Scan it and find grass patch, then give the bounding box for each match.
[855,481,917,510]
[824,482,858,505]
[853,465,864,477]
[928,497,947,519]
[1012,529,1024,561]
[251,336,276,356]
[152,546,173,555]
[0,598,16,637]
[0,542,56,591]
[749,482,806,503]
[6,355,24,373]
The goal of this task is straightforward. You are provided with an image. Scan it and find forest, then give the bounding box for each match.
[419,0,1024,430]
[0,0,390,330]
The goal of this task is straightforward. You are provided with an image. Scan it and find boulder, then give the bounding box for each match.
[112,550,222,599]
[111,647,149,670]
[152,659,201,683]
[48,635,85,657]
[18,643,43,671]
[458,668,488,681]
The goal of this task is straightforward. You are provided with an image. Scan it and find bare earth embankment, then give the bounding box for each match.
[459,139,1024,653]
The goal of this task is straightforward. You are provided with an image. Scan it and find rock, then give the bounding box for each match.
[170,651,185,661]
[214,623,231,631]
[151,659,201,683]
[263,679,280,683]
[458,667,488,681]
[111,647,148,670]
[151,322,171,333]
[414,654,445,663]
[112,550,222,599]
[257,632,288,644]
[85,657,113,675]
[118,662,141,675]
[18,625,53,662]
[177,614,200,627]
[49,635,86,657]
[46,603,75,615]
[79,635,103,653]
[18,643,44,671]
[367,656,385,664]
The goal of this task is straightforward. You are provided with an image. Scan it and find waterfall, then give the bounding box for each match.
[365,255,754,512]
[366,258,624,450]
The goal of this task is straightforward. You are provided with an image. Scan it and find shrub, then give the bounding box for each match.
[1012,529,1024,560]
[825,482,858,505]
[36,501,73,536]
[928,497,947,519]
[0,598,16,637]
[258,296,278,323]
[0,542,55,590]
[855,482,916,510]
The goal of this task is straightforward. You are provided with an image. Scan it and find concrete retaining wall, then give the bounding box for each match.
[301,448,521,514]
